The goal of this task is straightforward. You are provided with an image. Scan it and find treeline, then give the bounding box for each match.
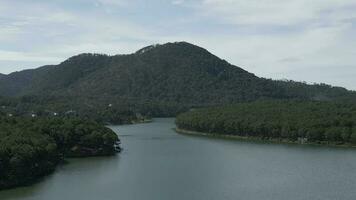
[0,116,120,190]
[0,95,142,124]
[2,42,356,111]
[0,95,190,124]
[176,101,356,145]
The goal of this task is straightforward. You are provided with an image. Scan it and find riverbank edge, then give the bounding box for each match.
[1,116,156,191]
[0,150,119,191]
[175,127,356,148]
[1,119,154,191]
[131,118,153,124]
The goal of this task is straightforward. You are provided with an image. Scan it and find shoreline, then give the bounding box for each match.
[175,128,356,149]
[131,118,153,124]
[0,152,118,191]
[1,119,151,191]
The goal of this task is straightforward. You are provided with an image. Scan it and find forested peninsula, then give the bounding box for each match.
[176,101,356,146]
[0,117,120,190]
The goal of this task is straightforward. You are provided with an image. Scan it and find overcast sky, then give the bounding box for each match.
[0,0,355,90]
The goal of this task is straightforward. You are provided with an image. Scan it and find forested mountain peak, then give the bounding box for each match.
[0,41,355,116]
[62,53,110,64]
[135,44,161,54]
[134,42,219,61]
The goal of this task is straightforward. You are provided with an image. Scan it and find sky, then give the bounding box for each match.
[0,0,355,90]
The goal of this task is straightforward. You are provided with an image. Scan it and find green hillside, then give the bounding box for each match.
[0,42,355,118]
[176,101,356,146]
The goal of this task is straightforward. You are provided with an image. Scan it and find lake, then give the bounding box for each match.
[1,118,356,200]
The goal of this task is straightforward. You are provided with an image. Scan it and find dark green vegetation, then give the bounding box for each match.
[0,42,355,120]
[176,101,356,146]
[0,95,151,125]
[0,116,119,190]
[1,41,356,189]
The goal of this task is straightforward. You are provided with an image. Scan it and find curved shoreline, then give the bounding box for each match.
[0,119,153,191]
[175,128,356,149]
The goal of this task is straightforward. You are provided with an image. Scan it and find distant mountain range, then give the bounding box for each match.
[0,42,355,116]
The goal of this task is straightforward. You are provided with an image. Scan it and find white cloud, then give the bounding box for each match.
[199,0,356,25]
[95,0,127,7]
[0,0,155,55]
[172,0,185,5]
[0,25,21,41]
[0,50,62,62]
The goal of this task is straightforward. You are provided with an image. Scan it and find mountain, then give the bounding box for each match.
[0,42,355,116]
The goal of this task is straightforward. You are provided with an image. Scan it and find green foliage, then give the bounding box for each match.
[1,42,356,119]
[1,42,356,190]
[0,116,119,189]
[176,101,356,145]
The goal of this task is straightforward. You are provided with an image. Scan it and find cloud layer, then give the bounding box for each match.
[0,0,355,89]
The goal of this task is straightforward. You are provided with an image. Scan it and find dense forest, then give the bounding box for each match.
[0,95,155,124]
[0,116,120,190]
[1,42,356,190]
[176,101,356,146]
[0,42,355,118]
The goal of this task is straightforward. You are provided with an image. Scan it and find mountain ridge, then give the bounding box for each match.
[0,41,355,116]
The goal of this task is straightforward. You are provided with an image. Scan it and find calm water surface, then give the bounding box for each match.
[1,118,356,200]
